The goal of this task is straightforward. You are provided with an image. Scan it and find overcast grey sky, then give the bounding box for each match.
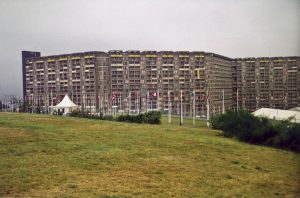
[0,0,299,97]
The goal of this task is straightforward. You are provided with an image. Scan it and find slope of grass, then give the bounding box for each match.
[0,112,299,197]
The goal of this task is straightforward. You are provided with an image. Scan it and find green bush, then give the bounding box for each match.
[70,110,87,118]
[211,109,260,140]
[116,111,161,124]
[285,124,300,151]
[212,109,300,152]
[70,110,161,125]
[144,111,161,124]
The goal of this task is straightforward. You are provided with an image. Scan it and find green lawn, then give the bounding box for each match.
[162,114,208,128]
[0,112,299,197]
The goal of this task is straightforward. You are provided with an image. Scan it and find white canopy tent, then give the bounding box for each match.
[253,108,300,123]
[51,94,78,114]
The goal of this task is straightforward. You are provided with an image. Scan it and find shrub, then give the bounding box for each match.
[70,110,86,118]
[211,109,260,140]
[144,111,161,124]
[116,111,161,124]
[70,110,161,124]
[285,124,300,151]
[136,114,145,123]
[212,109,300,152]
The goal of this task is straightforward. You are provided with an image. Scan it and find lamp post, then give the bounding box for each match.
[168,90,172,124]
[206,90,210,128]
[180,90,183,126]
[193,90,195,127]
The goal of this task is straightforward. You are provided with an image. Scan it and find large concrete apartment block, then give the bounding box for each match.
[233,57,300,112]
[22,50,300,116]
[23,51,107,113]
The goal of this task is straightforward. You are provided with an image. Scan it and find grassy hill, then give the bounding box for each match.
[0,112,299,197]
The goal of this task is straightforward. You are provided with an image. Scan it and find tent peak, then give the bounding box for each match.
[54,94,78,108]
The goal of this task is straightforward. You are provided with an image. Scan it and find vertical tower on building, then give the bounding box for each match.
[22,51,41,101]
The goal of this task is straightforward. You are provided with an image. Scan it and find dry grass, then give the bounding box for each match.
[0,112,299,197]
[0,128,31,138]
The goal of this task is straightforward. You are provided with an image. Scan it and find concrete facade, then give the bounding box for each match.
[22,50,300,115]
[233,57,300,112]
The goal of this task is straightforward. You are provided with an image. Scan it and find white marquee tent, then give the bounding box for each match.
[253,108,300,123]
[51,94,78,114]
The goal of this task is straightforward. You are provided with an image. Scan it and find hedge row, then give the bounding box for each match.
[70,110,114,121]
[70,110,161,124]
[116,111,161,124]
[211,109,300,152]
